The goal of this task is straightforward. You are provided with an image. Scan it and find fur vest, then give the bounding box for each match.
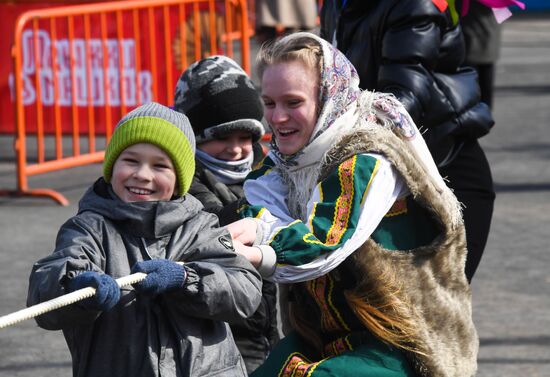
[319,128,479,377]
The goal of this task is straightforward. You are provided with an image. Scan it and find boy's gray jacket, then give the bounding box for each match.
[27,179,262,377]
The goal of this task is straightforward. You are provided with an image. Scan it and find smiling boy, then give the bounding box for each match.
[110,143,178,202]
[26,102,262,377]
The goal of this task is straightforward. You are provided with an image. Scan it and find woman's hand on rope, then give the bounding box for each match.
[66,271,120,311]
[226,218,258,246]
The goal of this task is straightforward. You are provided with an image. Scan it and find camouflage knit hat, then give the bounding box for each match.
[103,102,196,196]
[173,55,265,143]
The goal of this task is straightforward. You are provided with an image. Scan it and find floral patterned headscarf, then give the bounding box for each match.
[269,32,418,174]
[267,33,358,169]
[266,32,452,202]
[313,35,362,140]
[262,32,461,227]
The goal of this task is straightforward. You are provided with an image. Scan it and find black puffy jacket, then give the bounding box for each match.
[320,0,494,164]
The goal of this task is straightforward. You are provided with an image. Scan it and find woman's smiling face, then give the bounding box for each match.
[261,60,319,156]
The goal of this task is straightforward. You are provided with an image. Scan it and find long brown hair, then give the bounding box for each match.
[289,245,427,357]
[343,251,427,356]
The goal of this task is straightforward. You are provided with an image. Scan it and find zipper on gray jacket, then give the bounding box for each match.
[141,238,154,260]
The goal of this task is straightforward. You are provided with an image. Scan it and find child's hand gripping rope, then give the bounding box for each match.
[66,271,120,311]
[0,261,184,329]
[131,259,187,296]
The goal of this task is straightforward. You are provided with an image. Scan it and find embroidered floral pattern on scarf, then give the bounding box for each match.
[269,35,361,170]
[262,32,453,224]
[268,33,423,177]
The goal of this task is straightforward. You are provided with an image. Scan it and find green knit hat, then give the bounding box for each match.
[103,102,196,196]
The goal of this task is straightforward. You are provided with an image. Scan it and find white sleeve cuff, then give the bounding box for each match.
[252,218,264,246]
[255,245,276,278]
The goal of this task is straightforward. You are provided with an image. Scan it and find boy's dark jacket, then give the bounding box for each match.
[320,0,494,163]
[27,178,262,377]
[189,144,279,373]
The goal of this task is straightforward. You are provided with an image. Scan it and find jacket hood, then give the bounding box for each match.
[78,178,205,238]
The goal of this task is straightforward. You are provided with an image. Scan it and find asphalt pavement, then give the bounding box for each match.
[0,14,549,377]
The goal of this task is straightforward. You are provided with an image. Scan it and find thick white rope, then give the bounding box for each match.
[0,262,183,329]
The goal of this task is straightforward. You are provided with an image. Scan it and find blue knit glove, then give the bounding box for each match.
[66,271,120,311]
[131,260,187,296]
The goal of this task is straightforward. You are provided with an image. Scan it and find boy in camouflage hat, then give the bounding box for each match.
[174,56,279,373]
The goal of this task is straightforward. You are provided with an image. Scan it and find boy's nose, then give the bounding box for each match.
[226,141,242,153]
[133,164,153,180]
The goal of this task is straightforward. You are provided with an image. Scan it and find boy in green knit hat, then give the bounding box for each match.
[27,102,262,377]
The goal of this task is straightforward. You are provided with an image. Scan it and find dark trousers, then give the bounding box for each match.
[439,139,495,282]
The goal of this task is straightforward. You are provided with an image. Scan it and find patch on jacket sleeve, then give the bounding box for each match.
[218,235,234,251]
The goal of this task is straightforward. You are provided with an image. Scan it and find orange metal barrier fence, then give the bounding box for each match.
[0,0,251,205]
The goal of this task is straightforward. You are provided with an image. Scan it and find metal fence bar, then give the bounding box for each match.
[0,0,251,205]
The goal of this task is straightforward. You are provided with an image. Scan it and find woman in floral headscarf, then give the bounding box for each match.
[228,32,478,377]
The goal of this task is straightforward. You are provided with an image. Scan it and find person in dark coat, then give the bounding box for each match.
[27,102,262,377]
[174,55,279,374]
[461,0,502,108]
[320,0,496,282]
